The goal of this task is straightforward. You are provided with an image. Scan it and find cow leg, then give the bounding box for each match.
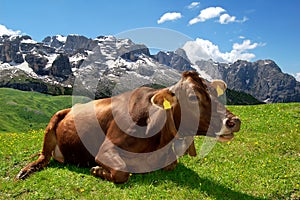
[91,165,130,184]
[162,147,178,171]
[15,125,57,180]
[91,140,130,183]
[163,160,178,171]
[186,140,197,157]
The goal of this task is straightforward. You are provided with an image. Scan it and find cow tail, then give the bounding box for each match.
[15,108,70,180]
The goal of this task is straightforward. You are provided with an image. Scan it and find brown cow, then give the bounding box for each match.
[16,71,241,183]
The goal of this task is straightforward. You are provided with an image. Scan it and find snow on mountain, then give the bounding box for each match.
[191,65,213,81]
[20,38,37,44]
[0,24,21,37]
[45,53,59,68]
[294,72,300,82]
[0,57,34,76]
[56,35,67,43]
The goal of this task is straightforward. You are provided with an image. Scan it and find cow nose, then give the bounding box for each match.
[225,117,241,132]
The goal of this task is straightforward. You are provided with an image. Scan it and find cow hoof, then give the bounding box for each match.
[91,166,101,176]
[15,169,31,180]
[90,166,108,178]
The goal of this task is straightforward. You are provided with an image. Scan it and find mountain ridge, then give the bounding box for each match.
[0,33,299,103]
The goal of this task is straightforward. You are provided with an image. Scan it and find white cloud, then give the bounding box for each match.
[189,7,226,25]
[187,2,200,9]
[295,73,300,82]
[219,14,248,24]
[182,38,262,63]
[219,14,236,24]
[157,12,182,24]
[233,39,258,51]
[0,24,21,36]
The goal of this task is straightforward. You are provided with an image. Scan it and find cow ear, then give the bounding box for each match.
[211,80,227,97]
[151,89,177,110]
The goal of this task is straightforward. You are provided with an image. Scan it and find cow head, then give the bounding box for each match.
[168,71,241,142]
[205,79,241,141]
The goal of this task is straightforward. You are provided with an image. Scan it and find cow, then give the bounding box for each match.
[16,71,241,183]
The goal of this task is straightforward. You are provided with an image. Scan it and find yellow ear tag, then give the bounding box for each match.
[216,85,224,97]
[163,98,172,110]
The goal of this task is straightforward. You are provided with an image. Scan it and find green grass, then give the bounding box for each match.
[0,88,89,133]
[0,89,299,199]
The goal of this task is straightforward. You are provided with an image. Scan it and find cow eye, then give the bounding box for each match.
[188,95,199,102]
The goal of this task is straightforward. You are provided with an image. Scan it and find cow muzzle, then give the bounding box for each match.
[216,117,241,142]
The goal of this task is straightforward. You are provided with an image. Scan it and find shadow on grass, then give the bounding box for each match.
[48,161,264,200]
[48,160,92,176]
[125,163,264,200]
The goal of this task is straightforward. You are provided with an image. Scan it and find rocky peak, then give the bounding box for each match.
[63,35,99,53]
[153,49,193,71]
[50,54,72,80]
[0,35,32,63]
[197,59,300,103]
[42,35,66,49]
[25,53,49,76]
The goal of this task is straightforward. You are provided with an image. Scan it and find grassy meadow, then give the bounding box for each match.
[0,88,299,199]
[0,88,73,133]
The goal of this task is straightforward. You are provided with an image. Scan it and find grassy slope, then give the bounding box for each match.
[0,89,299,199]
[0,88,72,133]
[225,89,264,105]
[0,88,90,133]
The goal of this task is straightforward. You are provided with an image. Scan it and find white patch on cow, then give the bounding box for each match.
[215,118,232,136]
[52,145,64,163]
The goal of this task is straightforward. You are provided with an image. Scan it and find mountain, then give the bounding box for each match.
[195,59,300,103]
[0,33,298,103]
[152,48,194,71]
[0,34,181,99]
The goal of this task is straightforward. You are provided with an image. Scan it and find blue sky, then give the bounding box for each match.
[0,0,299,78]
